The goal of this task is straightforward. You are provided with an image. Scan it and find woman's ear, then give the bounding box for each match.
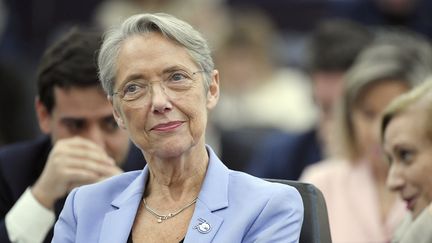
[206,70,220,110]
[35,97,52,134]
[109,96,126,130]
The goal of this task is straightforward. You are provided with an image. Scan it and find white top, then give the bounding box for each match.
[392,205,432,243]
[5,188,55,243]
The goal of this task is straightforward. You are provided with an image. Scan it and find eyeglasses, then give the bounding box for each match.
[112,70,205,107]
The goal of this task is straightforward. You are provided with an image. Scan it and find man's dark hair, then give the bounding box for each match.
[37,27,102,113]
[308,19,373,73]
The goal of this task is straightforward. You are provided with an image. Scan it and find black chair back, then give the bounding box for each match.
[266,179,332,243]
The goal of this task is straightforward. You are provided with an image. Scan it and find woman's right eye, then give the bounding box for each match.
[124,83,140,94]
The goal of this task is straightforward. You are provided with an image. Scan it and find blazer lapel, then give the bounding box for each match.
[186,201,224,242]
[184,146,229,243]
[98,168,149,243]
[98,147,229,243]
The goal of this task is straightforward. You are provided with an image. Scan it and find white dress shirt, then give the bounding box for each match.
[5,188,55,243]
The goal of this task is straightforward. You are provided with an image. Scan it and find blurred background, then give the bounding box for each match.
[1,0,431,171]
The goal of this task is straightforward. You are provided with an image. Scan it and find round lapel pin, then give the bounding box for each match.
[194,218,211,234]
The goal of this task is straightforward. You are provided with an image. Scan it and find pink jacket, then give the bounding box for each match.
[301,159,406,243]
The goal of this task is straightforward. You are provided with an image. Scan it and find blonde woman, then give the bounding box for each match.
[301,32,431,242]
[381,78,432,243]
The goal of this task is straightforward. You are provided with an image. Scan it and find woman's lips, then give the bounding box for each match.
[404,197,416,211]
[151,121,183,131]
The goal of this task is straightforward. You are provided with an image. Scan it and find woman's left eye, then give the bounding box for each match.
[170,73,188,82]
[398,149,414,164]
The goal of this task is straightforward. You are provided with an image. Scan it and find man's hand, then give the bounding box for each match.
[31,137,123,209]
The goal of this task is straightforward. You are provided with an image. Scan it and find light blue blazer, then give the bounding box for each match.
[52,146,303,243]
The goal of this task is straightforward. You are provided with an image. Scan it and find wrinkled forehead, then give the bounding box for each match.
[384,109,429,147]
[115,33,199,82]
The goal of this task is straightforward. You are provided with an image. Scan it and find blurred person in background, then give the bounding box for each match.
[382,78,432,243]
[246,19,372,180]
[212,7,315,133]
[0,28,145,243]
[300,31,432,242]
[211,7,315,171]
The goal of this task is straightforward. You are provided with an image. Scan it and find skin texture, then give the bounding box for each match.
[384,108,432,219]
[351,80,409,172]
[110,32,219,242]
[32,86,130,209]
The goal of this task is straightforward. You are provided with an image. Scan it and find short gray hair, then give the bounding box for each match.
[98,13,214,95]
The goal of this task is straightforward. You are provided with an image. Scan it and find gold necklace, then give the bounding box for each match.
[142,197,198,223]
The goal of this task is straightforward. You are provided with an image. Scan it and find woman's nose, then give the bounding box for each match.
[150,83,172,113]
[386,163,405,192]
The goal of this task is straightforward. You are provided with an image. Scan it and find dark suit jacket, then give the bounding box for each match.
[245,128,322,180]
[0,135,145,243]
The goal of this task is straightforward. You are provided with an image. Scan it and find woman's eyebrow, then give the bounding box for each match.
[122,73,146,83]
[162,65,191,74]
[121,65,193,84]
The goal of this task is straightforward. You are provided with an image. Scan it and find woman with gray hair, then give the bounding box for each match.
[300,31,431,242]
[51,13,303,243]
[381,78,432,243]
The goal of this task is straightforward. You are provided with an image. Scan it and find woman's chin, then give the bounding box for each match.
[153,141,193,159]
[138,134,201,160]
[411,208,422,219]
[411,201,428,220]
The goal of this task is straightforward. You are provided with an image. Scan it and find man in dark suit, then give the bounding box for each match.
[0,28,145,243]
